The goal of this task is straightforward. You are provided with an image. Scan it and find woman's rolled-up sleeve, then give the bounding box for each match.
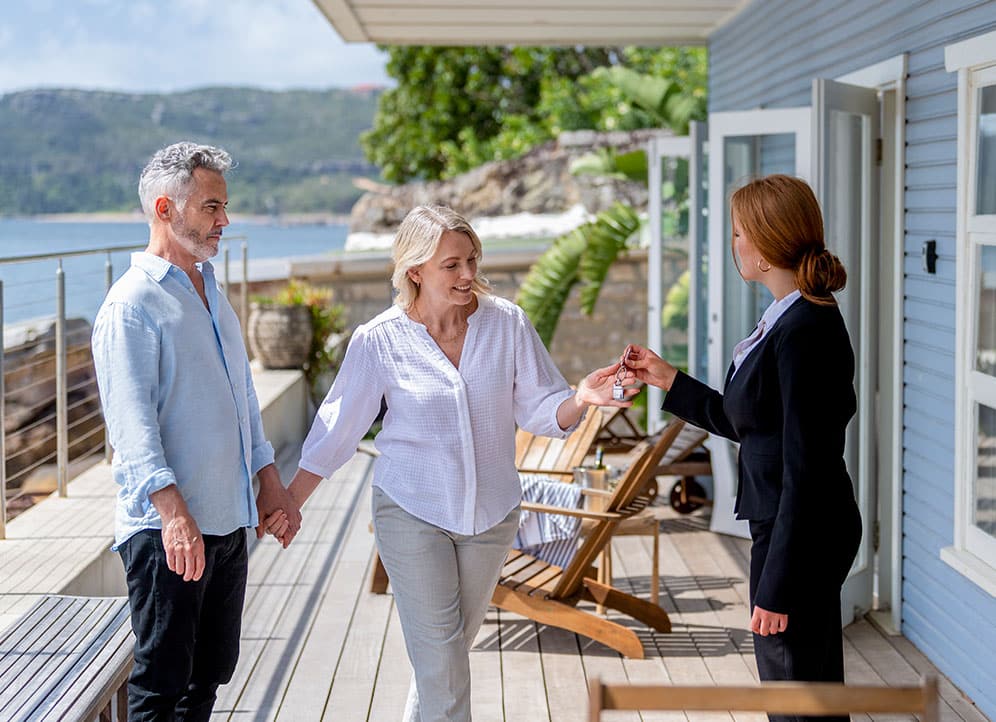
[299,326,386,479]
[510,307,579,438]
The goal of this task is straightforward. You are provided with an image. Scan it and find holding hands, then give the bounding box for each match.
[255,464,303,549]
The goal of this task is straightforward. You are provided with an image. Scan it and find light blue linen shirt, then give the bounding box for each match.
[92,252,274,547]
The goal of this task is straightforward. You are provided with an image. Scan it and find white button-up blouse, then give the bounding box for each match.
[299,294,580,535]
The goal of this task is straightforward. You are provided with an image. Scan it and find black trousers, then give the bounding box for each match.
[120,528,248,722]
[748,520,852,722]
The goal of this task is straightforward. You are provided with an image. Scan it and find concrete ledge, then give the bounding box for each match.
[0,368,309,632]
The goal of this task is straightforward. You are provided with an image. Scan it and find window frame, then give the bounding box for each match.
[945,30,996,596]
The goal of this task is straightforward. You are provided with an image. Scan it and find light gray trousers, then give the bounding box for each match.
[372,486,519,722]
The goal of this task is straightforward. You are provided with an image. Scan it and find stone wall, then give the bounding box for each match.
[244,246,687,383]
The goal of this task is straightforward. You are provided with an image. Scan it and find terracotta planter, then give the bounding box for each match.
[247,303,314,370]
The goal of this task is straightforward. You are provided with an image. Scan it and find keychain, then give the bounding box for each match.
[612,345,632,401]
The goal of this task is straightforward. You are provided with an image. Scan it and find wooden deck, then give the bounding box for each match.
[211,451,987,722]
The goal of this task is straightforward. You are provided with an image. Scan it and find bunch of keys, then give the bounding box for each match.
[612,346,633,401]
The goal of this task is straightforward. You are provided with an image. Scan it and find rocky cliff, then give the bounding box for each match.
[349,129,660,240]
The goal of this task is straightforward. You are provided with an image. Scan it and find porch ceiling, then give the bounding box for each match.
[311,0,750,46]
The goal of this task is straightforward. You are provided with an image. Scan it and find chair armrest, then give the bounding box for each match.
[520,501,624,520]
[580,488,613,498]
[517,468,574,477]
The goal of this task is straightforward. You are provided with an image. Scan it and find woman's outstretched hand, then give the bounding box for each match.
[622,344,679,391]
[575,361,640,407]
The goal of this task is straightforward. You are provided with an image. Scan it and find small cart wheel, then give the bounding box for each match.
[669,477,706,514]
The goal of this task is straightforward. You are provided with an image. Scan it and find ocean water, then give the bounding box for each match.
[0,219,348,324]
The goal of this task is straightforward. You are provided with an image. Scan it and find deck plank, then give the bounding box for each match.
[498,609,550,722]
[368,601,412,722]
[537,623,588,722]
[470,607,505,722]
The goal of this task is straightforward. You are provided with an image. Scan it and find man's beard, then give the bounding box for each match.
[171,215,218,261]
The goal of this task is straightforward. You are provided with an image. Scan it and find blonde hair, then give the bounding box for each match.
[391,205,491,308]
[730,174,846,306]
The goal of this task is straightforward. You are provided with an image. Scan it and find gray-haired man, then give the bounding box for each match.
[92,141,301,720]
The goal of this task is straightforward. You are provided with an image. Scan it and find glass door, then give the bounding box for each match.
[813,77,880,622]
[645,130,705,434]
[706,107,811,538]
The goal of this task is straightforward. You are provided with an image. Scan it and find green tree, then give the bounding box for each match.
[363,46,706,184]
[361,47,617,183]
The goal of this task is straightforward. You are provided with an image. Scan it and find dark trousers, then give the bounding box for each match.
[120,528,248,722]
[748,521,849,722]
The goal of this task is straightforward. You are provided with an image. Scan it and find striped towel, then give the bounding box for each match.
[513,473,583,568]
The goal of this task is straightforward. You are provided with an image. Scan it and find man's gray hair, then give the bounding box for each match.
[138,142,233,219]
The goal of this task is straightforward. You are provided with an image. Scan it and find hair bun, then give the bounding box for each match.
[796,245,846,301]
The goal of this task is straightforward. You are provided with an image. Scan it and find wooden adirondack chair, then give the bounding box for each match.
[490,419,686,659]
[515,407,604,477]
[367,408,605,594]
[587,676,939,721]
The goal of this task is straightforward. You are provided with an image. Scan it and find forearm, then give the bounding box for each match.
[555,392,587,431]
[256,463,282,491]
[149,484,193,525]
[288,468,324,507]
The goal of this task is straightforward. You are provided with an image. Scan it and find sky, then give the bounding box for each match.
[0,0,391,95]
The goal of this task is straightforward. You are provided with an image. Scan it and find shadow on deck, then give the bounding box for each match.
[211,450,985,722]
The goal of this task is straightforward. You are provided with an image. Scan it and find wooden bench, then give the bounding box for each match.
[588,676,939,721]
[0,595,133,721]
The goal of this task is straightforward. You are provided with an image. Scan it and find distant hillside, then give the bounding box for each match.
[0,87,381,216]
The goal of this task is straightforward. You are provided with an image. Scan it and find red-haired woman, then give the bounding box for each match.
[625,174,862,722]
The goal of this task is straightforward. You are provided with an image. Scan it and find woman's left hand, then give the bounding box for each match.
[576,361,640,407]
[750,605,788,636]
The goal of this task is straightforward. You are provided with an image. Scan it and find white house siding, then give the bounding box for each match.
[709,0,996,715]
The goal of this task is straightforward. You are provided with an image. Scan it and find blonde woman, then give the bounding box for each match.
[286,205,634,722]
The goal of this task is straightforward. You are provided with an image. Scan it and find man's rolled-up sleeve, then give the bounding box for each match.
[244,357,276,475]
[92,302,176,516]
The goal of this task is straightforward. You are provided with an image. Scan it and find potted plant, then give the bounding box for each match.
[248,281,348,401]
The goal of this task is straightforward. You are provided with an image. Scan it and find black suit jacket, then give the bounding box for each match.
[662,296,862,613]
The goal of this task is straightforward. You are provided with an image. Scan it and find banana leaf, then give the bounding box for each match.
[515,227,587,347]
[578,203,641,314]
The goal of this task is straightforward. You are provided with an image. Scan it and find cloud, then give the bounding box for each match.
[0,0,390,94]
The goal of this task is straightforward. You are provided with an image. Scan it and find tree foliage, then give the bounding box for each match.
[362,46,706,184]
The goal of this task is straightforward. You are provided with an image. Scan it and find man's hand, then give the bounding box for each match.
[256,464,302,548]
[150,485,205,582]
[750,605,788,636]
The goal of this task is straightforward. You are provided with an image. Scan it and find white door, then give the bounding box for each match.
[706,108,812,538]
[813,78,881,622]
[645,127,707,434]
[646,133,693,433]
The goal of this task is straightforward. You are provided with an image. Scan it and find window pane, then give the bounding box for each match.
[720,134,790,371]
[975,404,996,540]
[977,84,996,216]
[977,246,996,376]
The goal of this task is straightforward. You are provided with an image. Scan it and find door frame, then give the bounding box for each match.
[646,133,695,433]
[834,54,908,634]
[706,106,812,539]
[813,75,880,625]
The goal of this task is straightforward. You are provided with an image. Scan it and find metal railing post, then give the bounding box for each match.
[223,244,230,299]
[105,252,113,294]
[241,242,249,347]
[56,261,68,497]
[1,280,7,539]
[104,252,114,465]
